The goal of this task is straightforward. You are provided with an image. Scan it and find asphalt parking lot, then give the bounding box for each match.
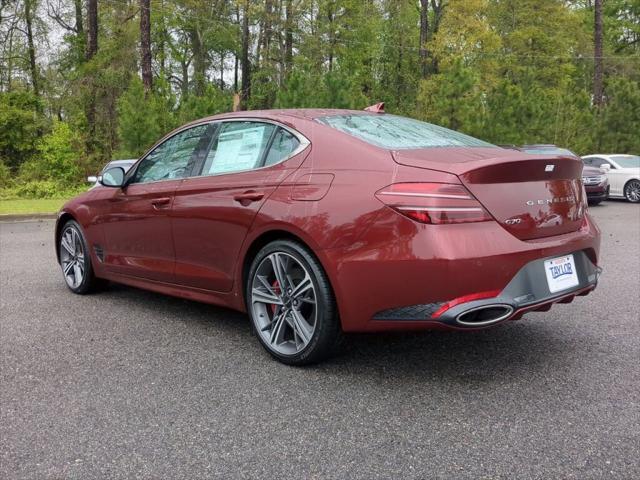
[1,201,639,479]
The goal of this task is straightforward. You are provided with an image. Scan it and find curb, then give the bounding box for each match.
[0,213,58,222]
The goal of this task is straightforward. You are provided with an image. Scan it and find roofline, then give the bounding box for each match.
[180,108,382,127]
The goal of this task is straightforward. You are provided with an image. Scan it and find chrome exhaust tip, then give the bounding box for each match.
[456,304,514,327]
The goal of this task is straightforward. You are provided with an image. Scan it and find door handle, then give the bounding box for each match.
[233,191,265,205]
[151,197,171,209]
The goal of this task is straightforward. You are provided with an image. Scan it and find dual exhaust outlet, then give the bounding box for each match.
[455,304,514,327]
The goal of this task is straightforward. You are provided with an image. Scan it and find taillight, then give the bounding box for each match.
[375,182,493,225]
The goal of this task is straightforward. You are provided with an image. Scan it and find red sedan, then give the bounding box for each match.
[56,108,601,364]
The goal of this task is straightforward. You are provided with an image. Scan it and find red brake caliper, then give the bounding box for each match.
[271,280,281,315]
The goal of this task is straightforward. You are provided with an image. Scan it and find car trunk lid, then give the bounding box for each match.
[392,147,587,240]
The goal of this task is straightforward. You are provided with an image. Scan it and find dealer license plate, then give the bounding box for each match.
[544,254,579,294]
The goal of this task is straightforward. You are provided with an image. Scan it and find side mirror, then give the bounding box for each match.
[600,163,611,171]
[100,166,126,187]
[87,175,98,183]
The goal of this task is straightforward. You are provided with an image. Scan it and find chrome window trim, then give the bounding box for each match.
[126,118,310,186]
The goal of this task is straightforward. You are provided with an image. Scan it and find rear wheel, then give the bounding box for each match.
[624,179,640,203]
[246,240,341,365]
[58,220,102,294]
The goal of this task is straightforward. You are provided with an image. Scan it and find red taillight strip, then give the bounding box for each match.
[397,206,484,212]
[378,191,472,200]
[431,290,502,318]
[375,182,493,225]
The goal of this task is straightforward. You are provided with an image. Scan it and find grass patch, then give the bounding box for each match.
[0,198,68,215]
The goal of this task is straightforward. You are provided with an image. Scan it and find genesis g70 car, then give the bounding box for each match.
[55,107,601,364]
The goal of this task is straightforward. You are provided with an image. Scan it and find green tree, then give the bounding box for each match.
[275,70,320,108]
[19,121,82,184]
[597,77,640,152]
[416,60,485,137]
[117,78,164,157]
[0,91,47,170]
[176,84,233,124]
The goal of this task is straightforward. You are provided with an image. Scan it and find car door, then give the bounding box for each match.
[591,156,623,195]
[171,120,309,292]
[604,161,625,196]
[99,123,214,282]
[583,157,618,195]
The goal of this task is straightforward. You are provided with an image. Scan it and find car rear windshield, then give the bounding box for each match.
[521,147,577,156]
[316,114,495,149]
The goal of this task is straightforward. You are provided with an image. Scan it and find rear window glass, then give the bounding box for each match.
[316,114,494,149]
[521,147,577,156]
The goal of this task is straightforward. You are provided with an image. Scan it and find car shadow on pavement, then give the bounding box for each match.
[326,322,575,381]
[104,282,250,331]
[103,282,581,385]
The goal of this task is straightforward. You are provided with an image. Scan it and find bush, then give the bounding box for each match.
[0,159,11,189]
[19,121,83,184]
[0,180,85,200]
[0,90,48,170]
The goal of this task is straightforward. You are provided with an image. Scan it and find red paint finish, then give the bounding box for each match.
[98,180,182,282]
[56,109,601,333]
[171,148,309,291]
[291,173,335,201]
[432,290,502,318]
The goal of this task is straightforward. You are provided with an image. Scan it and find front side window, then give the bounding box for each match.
[589,157,613,168]
[316,114,494,149]
[132,124,210,184]
[202,122,276,175]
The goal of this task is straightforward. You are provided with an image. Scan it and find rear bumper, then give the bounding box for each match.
[322,209,601,332]
[390,250,601,330]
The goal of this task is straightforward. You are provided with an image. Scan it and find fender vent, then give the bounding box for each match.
[93,245,104,262]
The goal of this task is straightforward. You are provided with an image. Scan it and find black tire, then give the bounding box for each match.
[588,199,602,206]
[246,239,342,365]
[58,219,103,294]
[623,179,640,203]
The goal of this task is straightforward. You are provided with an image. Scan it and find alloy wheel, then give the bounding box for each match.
[59,226,85,289]
[625,180,640,203]
[250,252,317,355]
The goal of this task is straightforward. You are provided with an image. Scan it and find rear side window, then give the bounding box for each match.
[611,155,640,168]
[587,157,610,168]
[264,128,300,166]
[316,114,494,149]
[202,121,276,175]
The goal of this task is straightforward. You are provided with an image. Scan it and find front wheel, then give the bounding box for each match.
[58,220,102,294]
[624,179,640,203]
[246,240,341,365]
